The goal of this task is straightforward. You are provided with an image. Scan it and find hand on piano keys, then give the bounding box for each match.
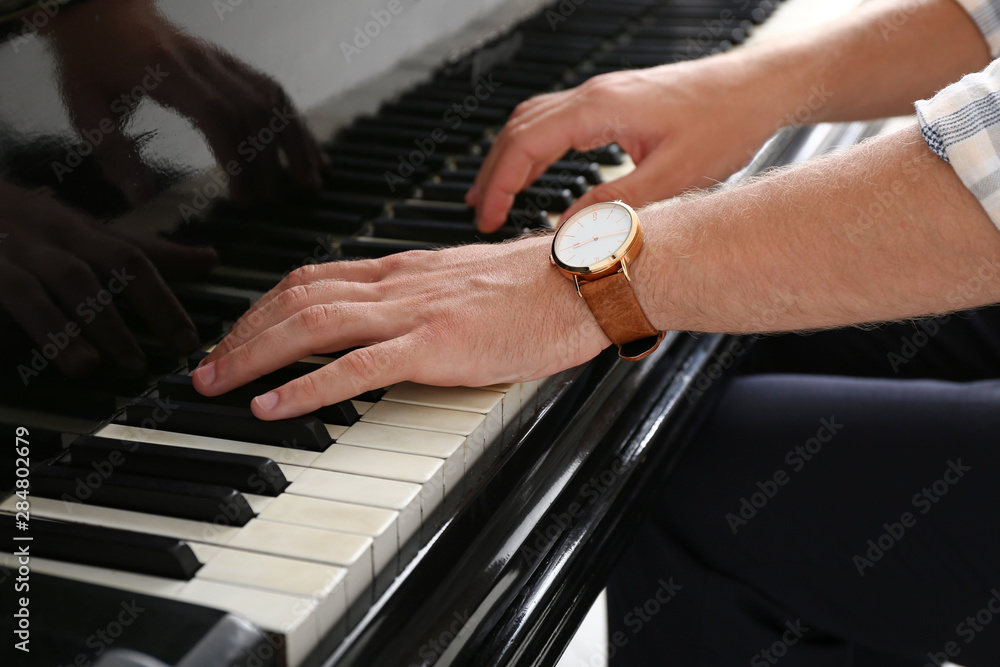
[193,235,611,421]
[465,50,789,232]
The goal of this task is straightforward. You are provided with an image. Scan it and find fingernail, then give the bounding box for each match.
[255,391,279,412]
[194,361,216,386]
[173,328,200,352]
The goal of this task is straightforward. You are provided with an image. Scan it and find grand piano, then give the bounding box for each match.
[0,0,881,665]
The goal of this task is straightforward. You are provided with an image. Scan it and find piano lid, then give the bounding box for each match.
[0,0,548,419]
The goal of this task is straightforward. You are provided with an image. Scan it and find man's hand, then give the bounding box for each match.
[466,0,993,234]
[193,237,610,420]
[466,56,785,232]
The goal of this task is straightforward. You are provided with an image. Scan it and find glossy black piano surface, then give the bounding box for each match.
[0,0,785,665]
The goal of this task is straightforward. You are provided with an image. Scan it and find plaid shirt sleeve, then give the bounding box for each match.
[914,0,1000,228]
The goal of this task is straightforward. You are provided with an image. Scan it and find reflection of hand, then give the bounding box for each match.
[46,0,324,204]
[0,182,214,377]
[467,55,786,232]
[193,237,610,419]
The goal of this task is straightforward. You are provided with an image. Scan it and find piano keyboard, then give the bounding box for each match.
[0,0,801,665]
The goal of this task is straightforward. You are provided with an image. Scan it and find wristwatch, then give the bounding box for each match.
[550,201,664,360]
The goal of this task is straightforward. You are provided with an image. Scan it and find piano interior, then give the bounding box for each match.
[0,0,881,665]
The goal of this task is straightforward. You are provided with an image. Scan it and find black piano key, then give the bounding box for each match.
[439,169,589,197]
[352,114,489,138]
[336,127,481,155]
[122,396,333,452]
[325,155,431,184]
[214,242,309,274]
[322,168,416,197]
[421,180,573,211]
[631,23,749,42]
[369,218,523,245]
[212,200,366,235]
[157,374,360,427]
[339,237,437,259]
[171,285,250,320]
[31,464,256,526]
[379,99,509,125]
[594,49,729,68]
[175,218,335,255]
[392,200,550,228]
[566,143,625,165]
[67,434,289,496]
[187,351,387,403]
[0,515,201,580]
[451,155,602,185]
[521,20,626,38]
[325,141,452,173]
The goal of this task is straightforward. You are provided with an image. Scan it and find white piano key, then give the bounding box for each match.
[335,422,465,496]
[278,463,305,482]
[2,496,243,546]
[383,382,503,414]
[352,400,375,416]
[178,578,319,667]
[0,551,187,599]
[0,551,320,667]
[2,494,373,613]
[97,423,320,467]
[482,382,522,446]
[382,383,504,453]
[244,494,275,514]
[325,423,349,440]
[227,520,373,612]
[311,444,445,520]
[256,494,398,581]
[360,400,487,466]
[281,467,421,553]
[188,545,348,639]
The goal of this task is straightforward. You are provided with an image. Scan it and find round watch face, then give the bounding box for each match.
[551,201,640,275]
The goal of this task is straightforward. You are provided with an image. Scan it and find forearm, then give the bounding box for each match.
[634,124,1000,333]
[730,0,991,130]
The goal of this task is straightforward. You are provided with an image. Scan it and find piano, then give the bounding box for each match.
[0,0,883,664]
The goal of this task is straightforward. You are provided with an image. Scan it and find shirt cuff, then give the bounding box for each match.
[954,0,1000,58]
[915,58,1000,230]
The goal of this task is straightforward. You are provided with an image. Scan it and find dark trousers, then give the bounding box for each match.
[606,308,1000,666]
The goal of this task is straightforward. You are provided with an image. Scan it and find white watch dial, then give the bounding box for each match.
[553,202,634,268]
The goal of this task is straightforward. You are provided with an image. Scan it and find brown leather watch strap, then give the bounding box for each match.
[579,271,664,360]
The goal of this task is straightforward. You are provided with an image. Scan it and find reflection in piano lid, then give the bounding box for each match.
[0,0,850,665]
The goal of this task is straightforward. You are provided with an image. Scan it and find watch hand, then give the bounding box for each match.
[569,228,630,249]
